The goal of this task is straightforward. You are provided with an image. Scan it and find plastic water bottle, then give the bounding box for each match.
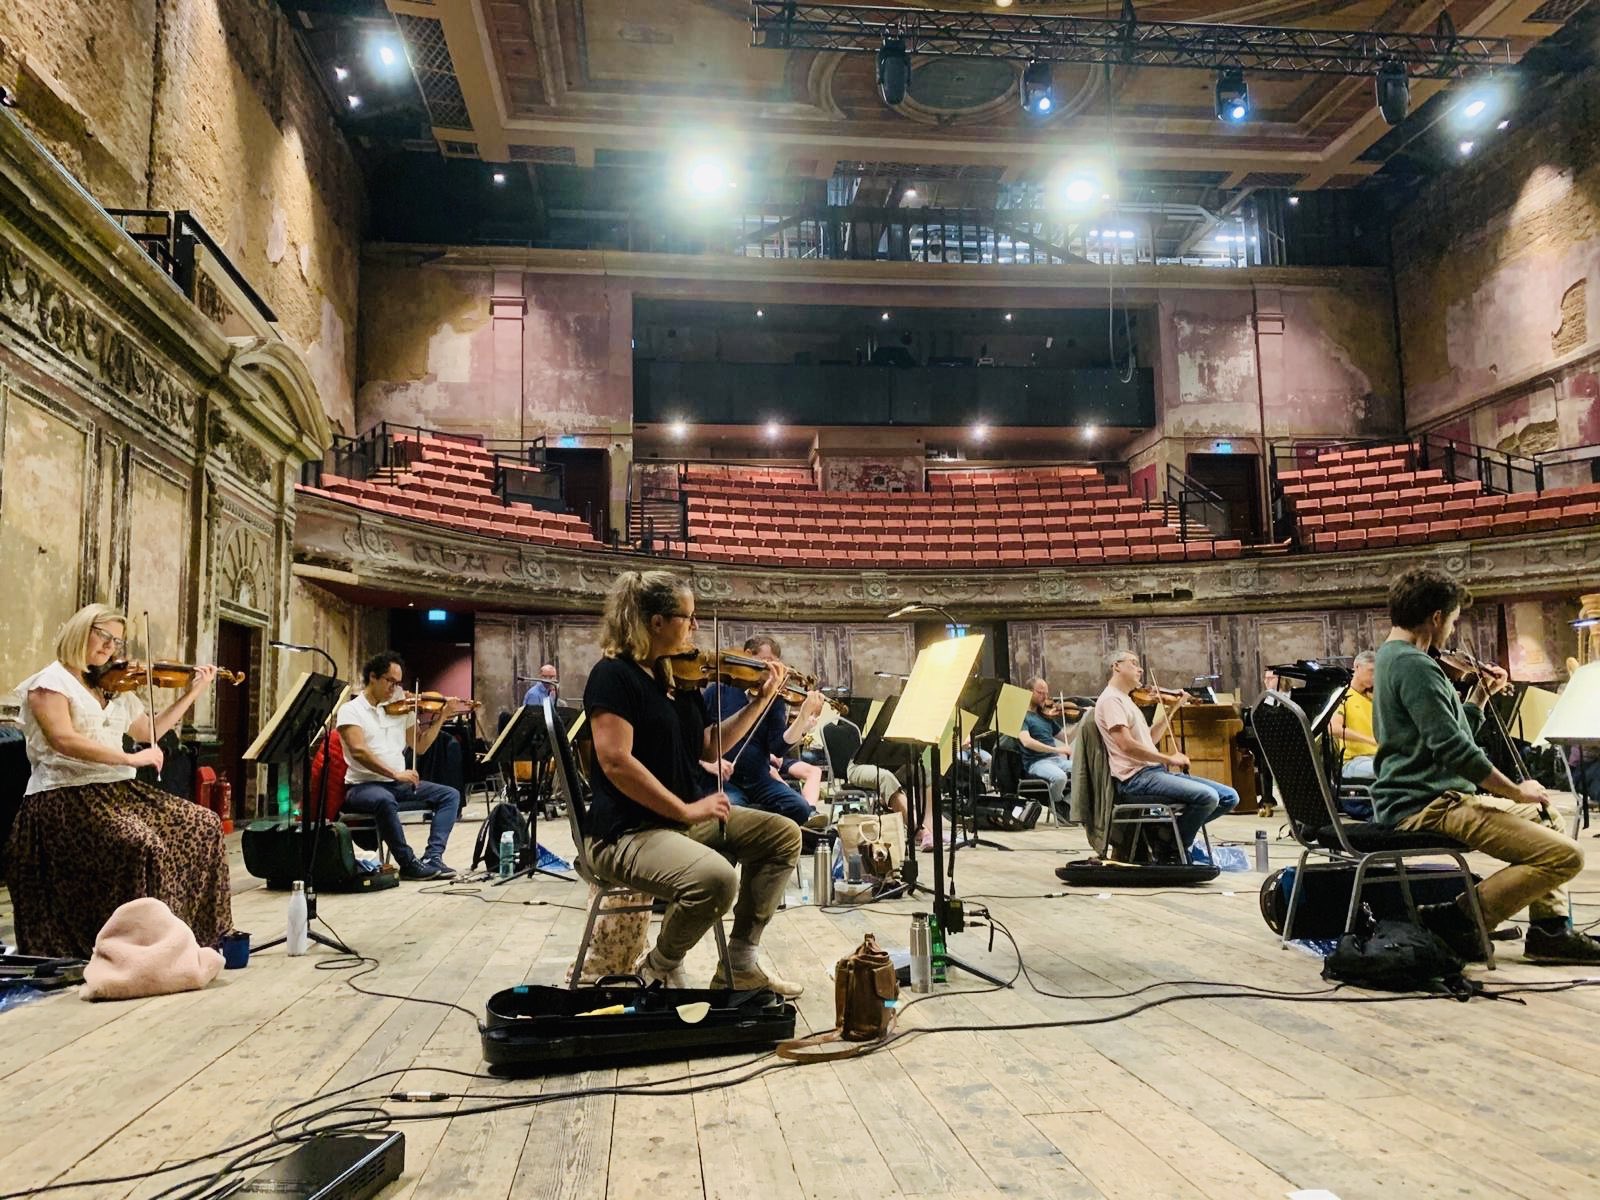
[1254,829,1270,873]
[498,831,516,879]
[285,881,308,956]
[928,912,947,984]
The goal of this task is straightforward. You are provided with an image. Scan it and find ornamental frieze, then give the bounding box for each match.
[413,542,489,575]
[503,552,563,587]
[207,412,274,486]
[341,524,400,560]
[0,236,197,434]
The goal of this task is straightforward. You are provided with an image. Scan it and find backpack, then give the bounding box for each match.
[1322,916,1468,993]
[473,801,531,872]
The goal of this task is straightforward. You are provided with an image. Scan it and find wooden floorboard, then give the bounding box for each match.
[6,813,1600,1199]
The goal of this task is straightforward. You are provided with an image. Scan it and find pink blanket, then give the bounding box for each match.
[80,897,223,1001]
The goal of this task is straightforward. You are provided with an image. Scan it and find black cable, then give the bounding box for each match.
[311,913,482,1029]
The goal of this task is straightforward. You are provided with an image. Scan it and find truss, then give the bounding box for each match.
[750,3,1513,79]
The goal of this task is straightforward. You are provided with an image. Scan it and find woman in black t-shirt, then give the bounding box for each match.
[583,569,804,998]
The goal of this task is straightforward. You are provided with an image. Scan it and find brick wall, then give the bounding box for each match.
[1393,68,1600,451]
[0,0,365,430]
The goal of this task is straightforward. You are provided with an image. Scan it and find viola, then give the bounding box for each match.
[94,660,246,694]
[382,691,482,716]
[1041,696,1086,721]
[1130,685,1188,706]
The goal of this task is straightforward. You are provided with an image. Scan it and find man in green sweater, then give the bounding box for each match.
[1373,567,1599,964]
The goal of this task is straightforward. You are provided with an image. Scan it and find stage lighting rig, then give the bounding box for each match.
[1021,60,1054,114]
[1375,60,1410,125]
[1214,68,1249,123]
[877,38,909,106]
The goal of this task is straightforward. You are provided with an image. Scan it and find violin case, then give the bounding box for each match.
[241,820,400,893]
[1260,863,1479,940]
[1056,859,1220,887]
[481,976,796,1075]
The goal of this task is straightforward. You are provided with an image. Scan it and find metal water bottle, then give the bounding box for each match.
[811,843,832,906]
[909,914,932,993]
[1254,829,1270,873]
[285,881,308,957]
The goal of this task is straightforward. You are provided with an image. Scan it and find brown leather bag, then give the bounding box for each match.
[777,933,899,1062]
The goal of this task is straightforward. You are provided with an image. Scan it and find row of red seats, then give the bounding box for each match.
[1308,498,1598,550]
[688,479,1138,504]
[306,479,598,549]
[689,496,1154,521]
[1312,441,1417,466]
[927,465,1103,489]
[689,539,1243,568]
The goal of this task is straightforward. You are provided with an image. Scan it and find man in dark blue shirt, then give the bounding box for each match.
[1018,676,1073,820]
[702,680,818,826]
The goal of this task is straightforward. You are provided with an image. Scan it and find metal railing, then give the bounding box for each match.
[1164,464,1229,540]
[1418,433,1543,495]
[106,208,276,323]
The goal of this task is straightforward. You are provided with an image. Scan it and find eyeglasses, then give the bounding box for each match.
[90,627,127,652]
[666,611,699,624]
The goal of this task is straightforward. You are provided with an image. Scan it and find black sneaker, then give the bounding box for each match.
[399,859,443,881]
[1417,901,1487,963]
[1523,925,1600,965]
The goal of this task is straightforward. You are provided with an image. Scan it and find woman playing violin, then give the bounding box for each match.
[6,604,231,958]
[583,570,803,998]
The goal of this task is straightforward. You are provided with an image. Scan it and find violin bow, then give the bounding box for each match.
[712,606,726,840]
[143,611,161,782]
[1143,654,1184,766]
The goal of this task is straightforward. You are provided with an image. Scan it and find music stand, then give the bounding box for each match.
[946,677,1009,856]
[482,705,574,885]
[244,671,353,954]
[886,636,1010,987]
[855,696,927,895]
[1532,662,1600,836]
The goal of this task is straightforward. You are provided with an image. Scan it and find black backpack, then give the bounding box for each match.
[473,801,531,873]
[1322,916,1467,993]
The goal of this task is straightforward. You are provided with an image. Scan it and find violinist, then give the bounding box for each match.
[1019,677,1075,822]
[1330,650,1379,783]
[1371,568,1599,964]
[1096,651,1239,857]
[336,651,474,881]
[6,604,231,959]
[584,570,803,997]
[521,664,559,709]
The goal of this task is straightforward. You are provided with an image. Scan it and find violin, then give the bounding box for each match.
[1041,695,1086,721]
[1130,685,1188,707]
[1431,646,1512,697]
[94,660,246,694]
[662,648,814,700]
[382,691,482,716]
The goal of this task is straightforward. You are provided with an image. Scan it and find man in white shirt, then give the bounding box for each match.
[338,651,472,880]
[1094,649,1238,859]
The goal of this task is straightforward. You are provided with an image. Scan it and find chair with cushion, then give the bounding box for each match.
[543,697,732,989]
[1249,691,1493,964]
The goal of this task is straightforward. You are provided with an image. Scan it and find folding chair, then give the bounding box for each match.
[1250,691,1493,964]
[543,697,733,988]
[819,719,879,819]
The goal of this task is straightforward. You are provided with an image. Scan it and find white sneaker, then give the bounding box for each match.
[633,947,689,989]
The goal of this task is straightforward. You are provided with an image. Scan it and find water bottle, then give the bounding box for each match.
[285,881,308,956]
[811,844,832,906]
[928,912,947,984]
[498,830,516,879]
[909,914,932,993]
[1254,829,1270,873]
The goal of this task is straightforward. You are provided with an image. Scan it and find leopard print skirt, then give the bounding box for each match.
[5,780,233,959]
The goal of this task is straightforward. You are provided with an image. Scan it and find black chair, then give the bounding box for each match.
[819,719,879,818]
[992,735,1056,821]
[1250,691,1493,964]
[543,697,732,989]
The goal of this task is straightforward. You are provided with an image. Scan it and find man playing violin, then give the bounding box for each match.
[1096,651,1239,858]
[336,651,473,880]
[1372,568,1600,964]
[1019,677,1074,822]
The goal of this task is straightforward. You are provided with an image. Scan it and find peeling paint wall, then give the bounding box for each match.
[0,0,365,429]
[1394,69,1600,454]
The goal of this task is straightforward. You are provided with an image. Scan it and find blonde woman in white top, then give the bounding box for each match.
[7,603,231,958]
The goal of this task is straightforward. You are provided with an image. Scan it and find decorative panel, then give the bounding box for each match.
[125,460,188,661]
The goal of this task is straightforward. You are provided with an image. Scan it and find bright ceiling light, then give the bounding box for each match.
[670,420,689,439]
[686,156,732,196]
[755,308,764,318]
[1497,119,1510,131]
[1287,195,1300,206]
[346,94,362,109]
[971,423,989,442]
[1215,68,1250,123]
[1119,230,1135,240]
[333,65,350,82]
[1003,312,1013,321]
[492,171,506,185]
[1064,178,1095,204]
[903,187,918,200]
[1459,140,1475,157]
[1082,425,1098,442]
[765,421,781,440]
[880,311,891,321]
[1463,98,1487,119]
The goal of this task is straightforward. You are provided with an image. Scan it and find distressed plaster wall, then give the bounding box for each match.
[1394,69,1600,456]
[0,0,365,428]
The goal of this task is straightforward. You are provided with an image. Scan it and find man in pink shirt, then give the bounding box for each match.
[1095,649,1238,857]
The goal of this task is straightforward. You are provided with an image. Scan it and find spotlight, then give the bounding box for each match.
[972,423,989,442]
[346,94,362,110]
[755,308,764,318]
[1021,61,1054,115]
[670,420,689,439]
[1063,177,1096,205]
[371,37,404,76]
[881,311,891,321]
[876,39,909,107]
[1214,68,1250,123]
[765,421,781,440]
[492,171,506,186]
[1463,98,1487,120]
[1455,84,1502,129]
[1287,195,1300,207]
[903,187,918,201]
[1375,61,1410,125]
[378,44,398,67]
[1082,425,1098,442]
[1497,119,1510,131]
[1458,140,1475,157]
[1004,313,1013,321]
[333,65,350,82]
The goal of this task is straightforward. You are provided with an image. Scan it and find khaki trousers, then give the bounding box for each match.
[586,807,801,964]
[1397,792,1582,926]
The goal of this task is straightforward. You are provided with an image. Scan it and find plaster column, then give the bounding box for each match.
[491,271,527,442]
[1252,286,1286,536]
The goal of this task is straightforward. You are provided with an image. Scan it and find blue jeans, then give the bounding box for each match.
[1343,755,1376,783]
[1026,757,1072,816]
[1116,766,1239,848]
[725,772,814,826]
[343,780,461,866]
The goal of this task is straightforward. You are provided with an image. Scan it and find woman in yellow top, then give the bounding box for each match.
[1330,650,1378,782]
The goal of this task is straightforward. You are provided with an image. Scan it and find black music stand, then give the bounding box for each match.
[855,696,928,896]
[246,671,354,955]
[482,705,574,885]
[947,677,1009,856]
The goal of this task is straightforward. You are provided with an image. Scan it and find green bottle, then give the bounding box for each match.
[928,913,948,984]
[276,776,292,824]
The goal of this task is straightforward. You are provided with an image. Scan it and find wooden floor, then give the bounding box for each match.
[6,811,1600,1200]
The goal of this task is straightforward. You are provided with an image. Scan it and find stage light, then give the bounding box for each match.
[492,171,506,185]
[371,37,404,76]
[333,65,350,82]
[877,39,909,106]
[1082,425,1098,442]
[755,308,764,318]
[346,94,362,110]
[1459,140,1475,157]
[1375,61,1410,125]
[1288,195,1300,206]
[765,421,781,440]
[670,420,689,439]
[903,188,918,201]
[1215,68,1250,123]
[1118,230,1135,240]
[1454,84,1503,129]
[1463,98,1486,119]
[685,156,732,196]
[1022,61,1054,115]
[1497,119,1510,131]
[1064,178,1095,204]
[881,311,891,321]
[1003,312,1013,321]
[972,423,989,442]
